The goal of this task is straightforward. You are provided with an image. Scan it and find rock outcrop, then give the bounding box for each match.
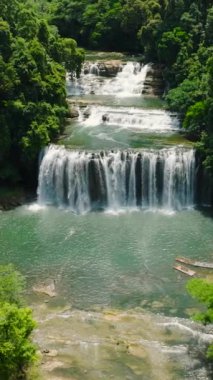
[83,60,123,77]
[142,64,165,96]
[33,280,57,297]
[68,106,79,118]
[0,188,30,211]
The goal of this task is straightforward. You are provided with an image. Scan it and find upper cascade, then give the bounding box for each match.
[38,145,195,214]
[67,62,150,97]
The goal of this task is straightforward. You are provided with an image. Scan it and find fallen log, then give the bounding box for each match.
[173,264,196,276]
[176,257,213,269]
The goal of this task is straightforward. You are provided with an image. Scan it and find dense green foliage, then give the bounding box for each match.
[0,264,36,379]
[51,0,213,178]
[0,264,25,306]
[0,0,84,186]
[0,0,212,186]
[52,0,167,53]
[187,278,213,360]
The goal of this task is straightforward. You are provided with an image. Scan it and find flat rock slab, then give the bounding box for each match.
[33,281,57,297]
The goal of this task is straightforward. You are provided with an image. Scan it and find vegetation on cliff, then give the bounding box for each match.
[0,0,84,187]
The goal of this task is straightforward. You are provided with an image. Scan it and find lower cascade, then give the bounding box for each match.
[38,145,195,213]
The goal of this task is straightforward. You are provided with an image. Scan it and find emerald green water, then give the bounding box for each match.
[0,206,212,315]
[68,95,165,108]
[62,121,190,150]
[1,205,213,379]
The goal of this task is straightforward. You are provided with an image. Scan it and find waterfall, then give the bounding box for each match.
[82,106,179,132]
[100,62,150,96]
[66,62,150,97]
[38,145,195,213]
[85,62,100,76]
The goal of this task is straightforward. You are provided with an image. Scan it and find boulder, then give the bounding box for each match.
[83,107,91,118]
[68,106,79,118]
[98,60,123,77]
[83,60,123,77]
[102,114,109,122]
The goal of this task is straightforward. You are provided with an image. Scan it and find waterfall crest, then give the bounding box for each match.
[38,145,195,213]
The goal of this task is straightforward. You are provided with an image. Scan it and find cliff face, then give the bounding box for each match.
[194,153,213,207]
[0,187,30,211]
[142,64,165,96]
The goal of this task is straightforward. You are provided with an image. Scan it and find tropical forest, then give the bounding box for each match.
[0,1,213,379]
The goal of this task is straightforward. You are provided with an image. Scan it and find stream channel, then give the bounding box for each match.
[0,52,213,379]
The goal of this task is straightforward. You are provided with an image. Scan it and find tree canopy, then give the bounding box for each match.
[0,0,84,186]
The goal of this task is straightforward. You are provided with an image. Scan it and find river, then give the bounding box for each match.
[0,53,212,379]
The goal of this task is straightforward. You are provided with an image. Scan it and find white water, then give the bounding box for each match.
[80,106,179,132]
[38,145,195,214]
[67,62,150,97]
[85,62,100,76]
[101,62,150,96]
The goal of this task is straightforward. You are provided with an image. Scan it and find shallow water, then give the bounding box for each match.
[33,306,213,380]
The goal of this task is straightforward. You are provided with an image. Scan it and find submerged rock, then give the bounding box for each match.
[33,280,57,297]
[42,360,61,371]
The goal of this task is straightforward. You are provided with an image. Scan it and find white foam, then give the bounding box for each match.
[81,106,179,132]
[64,228,76,240]
[160,321,213,343]
[27,203,47,212]
[143,208,176,216]
[104,207,139,216]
